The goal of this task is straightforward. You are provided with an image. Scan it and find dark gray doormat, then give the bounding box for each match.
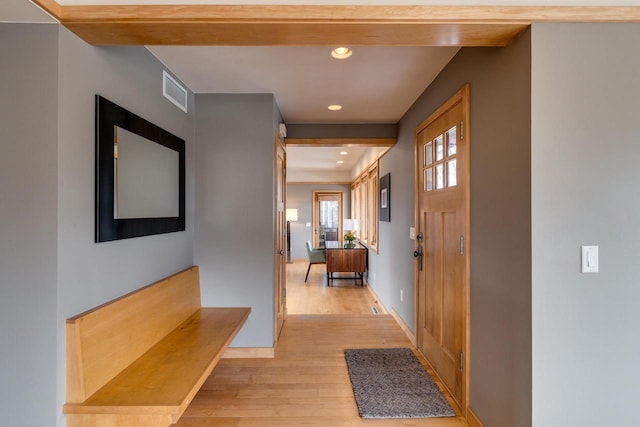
[344,348,455,419]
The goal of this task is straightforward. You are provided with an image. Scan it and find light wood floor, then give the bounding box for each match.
[176,260,470,427]
[286,259,385,315]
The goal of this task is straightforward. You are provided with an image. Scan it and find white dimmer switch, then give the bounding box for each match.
[581,246,599,273]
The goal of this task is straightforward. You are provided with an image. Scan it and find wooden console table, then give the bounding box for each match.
[325,241,367,286]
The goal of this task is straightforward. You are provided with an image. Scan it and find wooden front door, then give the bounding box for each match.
[275,136,286,339]
[415,85,470,411]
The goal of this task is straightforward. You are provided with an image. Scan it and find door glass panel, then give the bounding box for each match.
[425,167,433,192]
[446,126,457,157]
[435,164,444,189]
[435,135,444,161]
[425,142,433,166]
[447,159,457,187]
[319,200,339,245]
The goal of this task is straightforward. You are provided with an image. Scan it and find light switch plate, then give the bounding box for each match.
[409,227,416,240]
[581,245,599,273]
[305,222,311,227]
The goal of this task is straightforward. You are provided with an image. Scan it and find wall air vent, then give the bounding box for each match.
[162,70,188,113]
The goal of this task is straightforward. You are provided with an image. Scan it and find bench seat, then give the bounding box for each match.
[64,307,249,422]
[63,266,251,427]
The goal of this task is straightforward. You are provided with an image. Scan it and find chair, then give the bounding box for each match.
[305,241,326,282]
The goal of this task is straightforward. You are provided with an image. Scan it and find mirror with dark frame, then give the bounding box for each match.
[95,95,185,242]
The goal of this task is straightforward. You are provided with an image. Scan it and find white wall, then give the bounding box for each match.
[531,23,640,427]
[56,28,195,425]
[0,23,59,427]
[194,94,279,348]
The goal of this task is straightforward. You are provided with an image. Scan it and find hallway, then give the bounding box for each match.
[176,261,469,426]
[286,259,385,315]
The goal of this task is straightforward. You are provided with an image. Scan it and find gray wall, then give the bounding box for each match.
[1,24,196,427]
[286,183,351,259]
[531,23,640,427]
[370,31,532,427]
[57,28,193,426]
[0,23,59,427]
[56,28,196,426]
[194,94,279,348]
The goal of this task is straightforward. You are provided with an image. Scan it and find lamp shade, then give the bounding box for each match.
[343,218,359,232]
[286,208,298,222]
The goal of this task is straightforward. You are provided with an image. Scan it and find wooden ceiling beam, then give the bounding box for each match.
[61,22,528,46]
[286,138,397,147]
[29,4,640,47]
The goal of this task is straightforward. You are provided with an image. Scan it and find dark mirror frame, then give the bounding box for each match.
[95,95,185,242]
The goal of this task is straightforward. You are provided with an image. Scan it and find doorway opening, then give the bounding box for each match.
[312,191,343,248]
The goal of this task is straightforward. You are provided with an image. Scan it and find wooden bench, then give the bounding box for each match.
[63,266,250,427]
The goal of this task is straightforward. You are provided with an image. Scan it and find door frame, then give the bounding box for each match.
[414,84,471,416]
[311,191,344,248]
[274,134,287,342]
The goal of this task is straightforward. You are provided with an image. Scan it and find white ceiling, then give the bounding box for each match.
[287,146,369,172]
[148,45,459,123]
[147,44,458,180]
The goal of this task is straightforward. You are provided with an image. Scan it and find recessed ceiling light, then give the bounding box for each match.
[328,104,343,111]
[340,151,348,155]
[337,160,344,164]
[331,47,353,59]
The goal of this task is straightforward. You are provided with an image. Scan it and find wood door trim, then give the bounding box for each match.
[274,133,287,342]
[414,84,470,417]
[312,191,344,248]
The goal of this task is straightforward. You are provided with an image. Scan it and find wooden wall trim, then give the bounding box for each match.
[391,309,417,347]
[467,406,485,427]
[365,284,388,314]
[32,0,62,17]
[222,347,275,358]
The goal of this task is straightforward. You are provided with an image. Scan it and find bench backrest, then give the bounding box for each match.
[66,266,201,402]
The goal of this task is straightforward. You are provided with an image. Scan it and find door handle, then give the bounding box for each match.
[413,246,423,271]
[413,232,424,271]
[279,249,284,255]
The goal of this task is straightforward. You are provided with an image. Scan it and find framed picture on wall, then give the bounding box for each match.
[380,173,390,222]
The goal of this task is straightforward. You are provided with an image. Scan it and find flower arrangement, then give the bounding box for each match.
[344,231,356,248]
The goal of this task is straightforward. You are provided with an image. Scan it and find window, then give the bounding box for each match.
[424,125,458,192]
[352,161,379,252]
